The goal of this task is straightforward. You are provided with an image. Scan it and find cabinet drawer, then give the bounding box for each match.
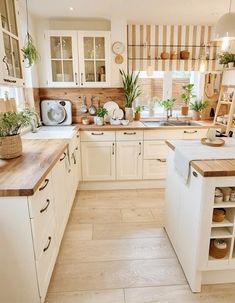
[116,130,143,141]
[36,220,57,302]
[143,159,166,180]
[144,141,168,159]
[144,130,182,140]
[81,131,115,141]
[182,128,207,139]
[28,172,53,219]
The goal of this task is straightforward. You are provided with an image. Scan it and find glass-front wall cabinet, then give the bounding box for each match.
[0,0,23,83]
[47,31,78,87]
[78,31,110,87]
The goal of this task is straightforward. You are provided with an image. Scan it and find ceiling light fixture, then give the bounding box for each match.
[214,0,235,41]
[69,7,74,11]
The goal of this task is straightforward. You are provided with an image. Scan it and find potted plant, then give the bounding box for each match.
[95,107,108,126]
[22,33,40,67]
[218,52,235,68]
[0,109,32,159]
[181,83,196,116]
[159,98,176,119]
[134,105,142,121]
[189,100,208,121]
[120,69,142,122]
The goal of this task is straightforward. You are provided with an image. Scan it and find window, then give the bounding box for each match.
[0,85,24,109]
[135,71,202,117]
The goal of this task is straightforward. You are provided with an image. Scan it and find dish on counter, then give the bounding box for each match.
[120,119,129,126]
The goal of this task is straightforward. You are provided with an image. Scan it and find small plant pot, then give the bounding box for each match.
[200,109,208,121]
[0,134,22,159]
[96,117,104,126]
[180,50,190,60]
[228,62,234,69]
[192,111,201,121]
[125,108,134,122]
[181,105,189,116]
[134,112,141,121]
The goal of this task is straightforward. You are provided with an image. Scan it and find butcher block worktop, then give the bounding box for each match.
[0,139,68,197]
[166,140,235,177]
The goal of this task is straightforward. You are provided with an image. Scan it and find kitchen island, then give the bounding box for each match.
[165,140,235,292]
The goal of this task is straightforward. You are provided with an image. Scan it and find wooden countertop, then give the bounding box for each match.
[0,139,68,197]
[77,120,217,131]
[166,140,235,177]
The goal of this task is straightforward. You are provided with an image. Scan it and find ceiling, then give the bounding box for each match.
[28,0,233,24]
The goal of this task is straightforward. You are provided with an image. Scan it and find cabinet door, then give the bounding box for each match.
[0,0,23,85]
[182,129,207,139]
[116,141,143,180]
[81,141,115,181]
[78,31,110,87]
[143,159,166,180]
[45,31,78,87]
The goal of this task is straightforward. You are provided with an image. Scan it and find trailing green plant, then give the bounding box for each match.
[218,52,235,65]
[135,105,142,113]
[159,98,176,111]
[120,69,142,108]
[181,83,196,106]
[96,107,108,118]
[189,100,208,112]
[21,33,40,67]
[0,108,32,137]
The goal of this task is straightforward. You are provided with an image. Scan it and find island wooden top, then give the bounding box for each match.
[0,139,68,197]
[166,140,235,177]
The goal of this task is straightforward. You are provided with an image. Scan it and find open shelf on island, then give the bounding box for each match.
[214,202,235,208]
[212,218,234,228]
[210,227,233,238]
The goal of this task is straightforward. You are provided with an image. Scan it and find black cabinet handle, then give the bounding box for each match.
[43,236,52,252]
[139,142,142,155]
[3,78,16,83]
[39,179,49,191]
[157,159,167,163]
[112,143,115,155]
[91,132,104,135]
[40,199,50,213]
[193,171,198,177]
[123,132,136,135]
[60,152,66,161]
[184,130,197,134]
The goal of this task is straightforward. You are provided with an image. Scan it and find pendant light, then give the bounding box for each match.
[214,0,235,41]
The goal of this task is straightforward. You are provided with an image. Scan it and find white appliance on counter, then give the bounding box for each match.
[41,100,72,126]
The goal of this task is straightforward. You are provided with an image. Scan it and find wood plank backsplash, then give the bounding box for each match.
[37,88,124,123]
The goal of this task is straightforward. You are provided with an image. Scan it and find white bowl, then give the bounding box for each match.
[121,120,129,126]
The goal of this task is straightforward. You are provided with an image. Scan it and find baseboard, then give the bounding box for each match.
[78,179,165,190]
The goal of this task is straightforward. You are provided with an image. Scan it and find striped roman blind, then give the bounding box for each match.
[127,25,219,72]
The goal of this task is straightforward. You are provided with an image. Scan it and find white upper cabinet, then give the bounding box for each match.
[0,0,24,86]
[78,31,110,87]
[45,31,79,87]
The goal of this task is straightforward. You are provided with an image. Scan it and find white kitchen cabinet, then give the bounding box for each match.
[78,31,111,87]
[0,0,24,85]
[81,141,115,181]
[143,159,166,180]
[116,141,143,180]
[45,31,79,87]
[182,128,207,139]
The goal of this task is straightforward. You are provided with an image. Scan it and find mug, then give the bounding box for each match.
[207,128,216,142]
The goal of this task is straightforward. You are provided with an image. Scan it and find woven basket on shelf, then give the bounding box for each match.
[0,134,22,159]
[209,239,228,259]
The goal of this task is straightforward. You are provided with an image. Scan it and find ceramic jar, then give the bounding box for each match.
[96,117,104,126]
[125,108,134,122]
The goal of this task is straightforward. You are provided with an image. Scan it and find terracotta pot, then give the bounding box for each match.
[0,134,22,159]
[181,105,189,116]
[161,51,170,60]
[180,50,190,60]
[192,111,201,121]
[125,107,134,122]
[200,109,208,121]
[134,112,141,121]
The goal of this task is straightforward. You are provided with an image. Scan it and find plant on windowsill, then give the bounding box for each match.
[134,105,142,121]
[120,69,142,122]
[159,98,176,120]
[0,109,32,159]
[218,52,235,69]
[95,107,108,126]
[189,100,208,121]
[181,83,196,116]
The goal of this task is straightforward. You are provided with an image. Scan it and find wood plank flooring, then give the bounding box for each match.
[46,189,235,303]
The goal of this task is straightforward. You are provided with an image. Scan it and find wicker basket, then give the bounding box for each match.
[209,239,228,259]
[180,50,190,60]
[213,208,226,222]
[0,134,22,159]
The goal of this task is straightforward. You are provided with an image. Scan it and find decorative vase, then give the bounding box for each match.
[0,134,22,159]
[125,108,134,122]
[134,112,141,121]
[96,117,104,126]
[181,105,188,116]
[192,111,201,121]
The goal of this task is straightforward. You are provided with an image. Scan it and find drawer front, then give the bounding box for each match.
[28,172,53,219]
[182,128,207,139]
[144,141,168,159]
[116,130,143,141]
[143,159,166,180]
[36,220,57,302]
[144,130,182,140]
[81,131,115,142]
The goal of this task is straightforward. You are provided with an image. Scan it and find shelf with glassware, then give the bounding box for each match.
[0,0,24,86]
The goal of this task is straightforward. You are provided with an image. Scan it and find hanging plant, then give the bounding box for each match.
[21,0,40,67]
[22,33,40,67]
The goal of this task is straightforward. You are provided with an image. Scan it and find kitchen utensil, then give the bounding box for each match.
[113,108,124,119]
[103,101,119,122]
[88,96,97,116]
[201,138,225,147]
[81,117,90,125]
[80,96,88,113]
[213,208,226,222]
[115,54,124,64]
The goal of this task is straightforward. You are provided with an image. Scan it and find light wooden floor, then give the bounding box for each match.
[46,189,235,303]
